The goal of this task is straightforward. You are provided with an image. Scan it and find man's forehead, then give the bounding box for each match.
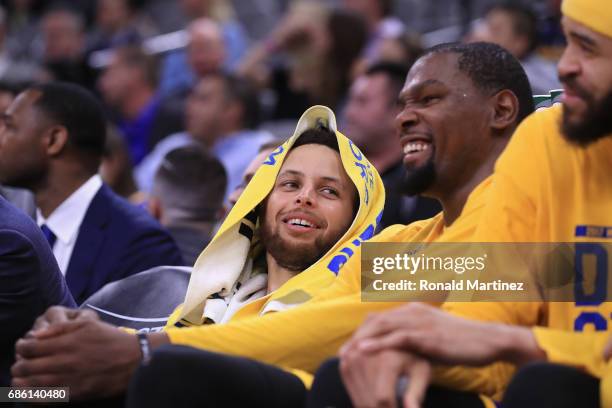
[405,54,456,85]
[562,15,612,49]
[403,53,470,93]
[351,74,387,96]
[280,145,346,179]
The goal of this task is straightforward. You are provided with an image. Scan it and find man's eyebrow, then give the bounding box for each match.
[279,170,343,185]
[278,169,304,177]
[320,176,342,184]
[399,79,444,98]
[568,30,598,48]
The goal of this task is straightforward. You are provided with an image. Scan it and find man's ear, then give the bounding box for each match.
[490,89,519,132]
[45,126,69,156]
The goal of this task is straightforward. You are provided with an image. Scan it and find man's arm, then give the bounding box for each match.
[162,293,404,373]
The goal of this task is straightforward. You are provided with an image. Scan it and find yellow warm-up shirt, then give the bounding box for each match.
[440,105,612,397]
[165,178,492,375]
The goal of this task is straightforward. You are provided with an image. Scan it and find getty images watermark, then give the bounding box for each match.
[361,242,612,302]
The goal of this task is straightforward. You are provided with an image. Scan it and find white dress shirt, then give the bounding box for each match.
[36,175,103,275]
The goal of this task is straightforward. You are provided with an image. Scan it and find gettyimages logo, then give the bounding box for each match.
[371,253,487,275]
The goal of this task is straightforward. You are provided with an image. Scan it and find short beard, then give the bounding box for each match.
[0,167,46,191]
[561,86,612,147]
[400,154,437,196]
[260,211,342,273]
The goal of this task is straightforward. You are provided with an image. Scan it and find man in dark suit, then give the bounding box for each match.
[0,195,75,386]
[0,82,185,304]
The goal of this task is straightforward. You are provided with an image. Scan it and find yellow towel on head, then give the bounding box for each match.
[172,105,386,327]
[562,0,612,38]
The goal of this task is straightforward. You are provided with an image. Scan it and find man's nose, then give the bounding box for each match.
[557,45,581,83]
[395,106,418,133]
[295,187,315,206]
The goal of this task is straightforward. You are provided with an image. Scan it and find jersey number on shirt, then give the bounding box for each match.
[574,243,609,331]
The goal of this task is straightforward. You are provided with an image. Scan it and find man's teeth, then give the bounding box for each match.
[288,218,314,228]
[404,143,429,154]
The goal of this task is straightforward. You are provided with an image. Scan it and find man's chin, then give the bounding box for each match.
[561,96,612,146]
[401,160,436,197]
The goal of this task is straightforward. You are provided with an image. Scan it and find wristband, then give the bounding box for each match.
[137,332,152,365]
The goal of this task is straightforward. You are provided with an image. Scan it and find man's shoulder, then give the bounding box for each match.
[373,213,444,242]
[497,105,563,170]
[0,196,43,248]
[502,104,610,174]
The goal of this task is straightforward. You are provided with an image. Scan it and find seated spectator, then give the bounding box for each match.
[38,7,96,89]
[159,0,249,94]
[238,5,368,119]
[343,61,441,230]
[375,31,424,67]
[467,2,561,95]
[0,194,75,386]
[86,0,159,53]
[135,72,274,200]
[10,106,386,403]
[0,82,184,304]
[342,0,406,64]
[159,18,227,97]
[148,146,227,265]
[0,9,40,85]
[98,46,184,165]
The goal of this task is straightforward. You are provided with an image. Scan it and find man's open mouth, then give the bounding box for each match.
[282,215,321,230]
[403,141,431,155]
[401,135,434,165]
[288,218,315,228]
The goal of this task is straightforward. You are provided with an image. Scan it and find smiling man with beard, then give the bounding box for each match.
[255,132,359,293]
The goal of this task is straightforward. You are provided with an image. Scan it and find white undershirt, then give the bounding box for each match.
[36,175,103,275]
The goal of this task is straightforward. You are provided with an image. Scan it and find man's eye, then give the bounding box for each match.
[281,181,299,189]
[422,95,440,104]
[577,42,596,56]
[321,187,339,196]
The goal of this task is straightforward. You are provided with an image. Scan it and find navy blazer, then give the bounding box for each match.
[65,184,185,304]
[0,196,75,386]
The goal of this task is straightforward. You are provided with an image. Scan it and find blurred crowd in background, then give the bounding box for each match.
[0,0,566,248]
